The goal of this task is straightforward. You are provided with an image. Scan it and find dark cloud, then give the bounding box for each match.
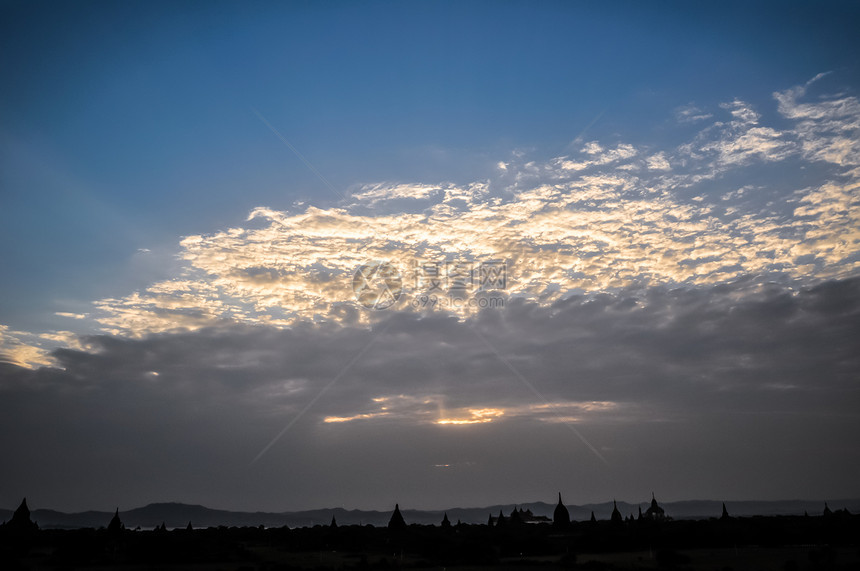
[2,277,858,512]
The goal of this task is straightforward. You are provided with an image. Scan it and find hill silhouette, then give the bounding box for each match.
[3,495,860,570]
[3,498,859,530]
[2,496,858,570]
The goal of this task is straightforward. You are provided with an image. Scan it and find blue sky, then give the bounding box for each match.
[4,0,858,330]
[1,1,860,512]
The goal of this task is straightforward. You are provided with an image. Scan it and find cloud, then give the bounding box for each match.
[556,142,638,171]
[349,182,447,204]
[88,164,858,339]
[10,278,860,426]
[0,325,54,369]
[675,103,713,123]
[1,276,858,510]
[774,73,860,169]
[681,100,796,168]
[3,75,860,510]
[0,75,851,381]
[10,76,842,347]
[646,152,671,171]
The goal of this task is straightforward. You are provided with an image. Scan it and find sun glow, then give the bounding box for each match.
[323,412,389,423]
[436,408,505,425]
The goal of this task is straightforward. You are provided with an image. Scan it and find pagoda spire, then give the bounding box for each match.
[387,503,407,530]
[610,499,623,525]
[8,497,38,532]
[12,498,31,523]
[553,492,570,528]
[108,508,124,534]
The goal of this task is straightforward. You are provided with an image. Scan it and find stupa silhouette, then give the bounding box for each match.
[553,493,570,528]
[610,500,623,525]
[387,503,407,530]
[643,493,667,521]
[107,508,124,534]
[5,497,38,532]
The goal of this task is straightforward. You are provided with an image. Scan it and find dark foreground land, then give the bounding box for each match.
[2,513,859,571]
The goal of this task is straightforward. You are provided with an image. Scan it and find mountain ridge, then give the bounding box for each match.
[3,498,857,530]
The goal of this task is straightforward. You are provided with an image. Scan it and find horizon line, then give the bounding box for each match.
[5,496,859,515]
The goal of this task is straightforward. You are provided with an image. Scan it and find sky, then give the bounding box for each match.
[1,0,859,514]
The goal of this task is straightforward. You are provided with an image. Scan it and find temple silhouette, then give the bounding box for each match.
[387,503,406,530]
[382,493,674,529]
[553,492,570,528]
[642,492,667,521]
[2,498,38,533]
[6,493,852,531]
[107,509,124,534]
[2,494,858,570]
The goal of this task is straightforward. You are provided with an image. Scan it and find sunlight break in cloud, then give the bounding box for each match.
[436,408,505,425]
[320,396,625,427]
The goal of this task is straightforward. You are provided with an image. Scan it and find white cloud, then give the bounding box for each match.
[774,74,860,168]
[0,324,54,369]
[721,99,760,125]
[86,82,860,336]
[685,100,796,167]
[349,182,445,203]
[10,76,860,351]
[675,103,713,123]
[646,152,671,170]
[558,142,638,171]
